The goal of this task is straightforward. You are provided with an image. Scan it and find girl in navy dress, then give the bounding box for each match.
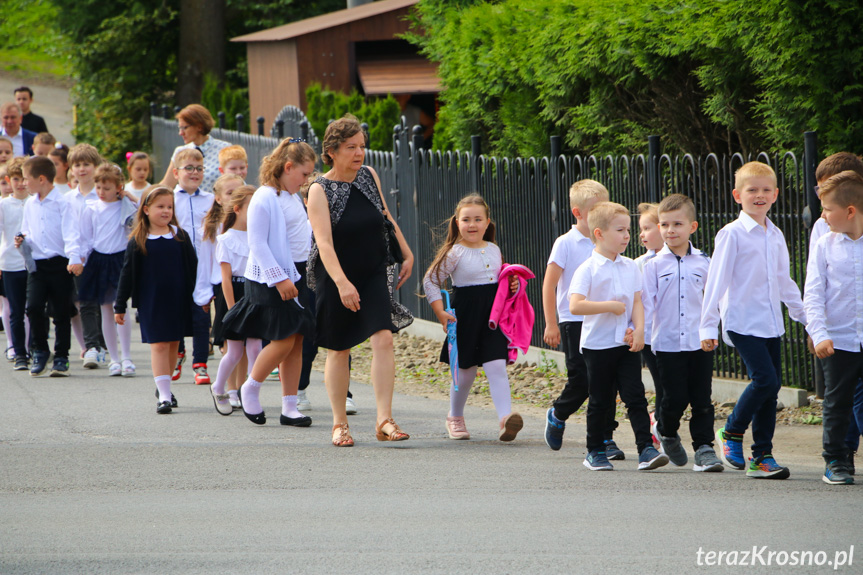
[221,139,316,427]
[115,187,198,414]
[79,164,138,377]
[209,184,262,415]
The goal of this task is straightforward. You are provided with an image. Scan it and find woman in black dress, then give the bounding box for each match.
[307,115,414,446]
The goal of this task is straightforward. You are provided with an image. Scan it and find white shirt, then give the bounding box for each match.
[79,200,132,263]
[54,183,72,195]
[642,243,710,352]
[569,251,642,352]
[423,242,502,303]
[699,212,806,344]
[244,186,301,287]
[547,225,594,322]
[804,231,863,351]
[0,196,27,271]
[216,228,249,277]
[634,249,657,340]
[281,192,310,263]
[0,127,24,156]
[173,185,214,253]
[64,187,99,263]
[20,188,74,261]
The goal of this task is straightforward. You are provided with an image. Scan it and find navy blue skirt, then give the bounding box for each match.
[79,251,124,305]
[439,283,508,368]
[211,278,246,343]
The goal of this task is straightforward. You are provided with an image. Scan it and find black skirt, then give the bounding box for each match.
[439,283,508,369]
[78,251,124,305]
[221,265,314,342]
[211,278,246,343]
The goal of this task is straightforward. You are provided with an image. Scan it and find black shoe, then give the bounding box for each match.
[30,351,50,377]
[280,414,312,427]
[239,387,266,425]
[49,357,70,377]
[14,355,29,371]
[154,388,178,408]
[156,400,173,414]
[849,452,856,476]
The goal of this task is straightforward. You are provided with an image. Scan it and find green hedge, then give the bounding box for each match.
[305,83,402,151]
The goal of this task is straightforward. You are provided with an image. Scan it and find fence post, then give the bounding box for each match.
[647,135,661,202]
[550,135,562,238]
[162,105,171,119]
[802,131,819,229]
[300,120,309,142]
[173,106,181,116]
[470,135,482,194]
[235,114,245,134]
[150,102,158,118]
[412,125,424,151]
[257,116,265,136]
[217,111,226,130]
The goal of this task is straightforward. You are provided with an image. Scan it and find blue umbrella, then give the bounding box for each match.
[442,290,460,391]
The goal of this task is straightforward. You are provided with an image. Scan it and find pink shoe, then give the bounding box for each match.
[499,412,523,442]
[446,416,471,440]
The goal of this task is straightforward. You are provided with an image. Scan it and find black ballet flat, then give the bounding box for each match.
[156,400,172,414]
[239,387,266,425]
[154,389,178,407]
[280,414,312,427]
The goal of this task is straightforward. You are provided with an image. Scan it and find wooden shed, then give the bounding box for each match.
[232,0,440,129]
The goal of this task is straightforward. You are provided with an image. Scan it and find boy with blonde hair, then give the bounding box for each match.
[804,171,863,485]
[543,180,621,453]
[569,201,669,471]
[31,132,56,157]
[218,145,248,181]
[643,193,722,471]
[701,161,806,479]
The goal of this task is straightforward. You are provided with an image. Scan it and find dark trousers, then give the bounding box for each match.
[583,345,652,453]
[178,302,211,364]
[656,350,715,449]
[26,257,73,358]
[3,270,28,357]
[642,344,661,419]
[74,275,105,350]
[844,379,863,452]
[725,331,781,457]
[822,350,863,463]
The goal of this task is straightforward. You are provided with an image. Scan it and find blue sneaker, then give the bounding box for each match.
[604,439,625,460]
[544,408,565,451]
[583,449,614,471]
[30,351,50,377]
[637,446,669,470]
[716,427,745,470]
[823,460,854,485]
[747,454,790,480]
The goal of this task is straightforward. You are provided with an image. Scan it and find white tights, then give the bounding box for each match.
[212,338,262,394]
[101,304,132,363]
[449,359,512,419]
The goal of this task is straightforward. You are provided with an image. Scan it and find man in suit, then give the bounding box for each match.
[0,102,36,157]
[14,87,48,135]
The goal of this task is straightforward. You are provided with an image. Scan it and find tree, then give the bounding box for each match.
[176,0,226,106]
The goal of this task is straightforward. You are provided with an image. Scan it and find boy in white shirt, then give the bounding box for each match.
[543,180,622,453]
[17,156,75,376]
[804,171,863,485]
[569,201,669,472]
[172,148,214,384]
[701,161,806,479]
[642,194,723,472]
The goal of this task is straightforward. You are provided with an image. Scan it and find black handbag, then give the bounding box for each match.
[383,214,404,265]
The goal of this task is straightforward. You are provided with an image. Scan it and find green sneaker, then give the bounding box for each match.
[746,454,790,480]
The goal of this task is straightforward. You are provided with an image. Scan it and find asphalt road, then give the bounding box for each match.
[0,74,75,147]
[0,330,860,575]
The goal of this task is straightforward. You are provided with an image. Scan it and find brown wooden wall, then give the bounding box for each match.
[246,5,415,127]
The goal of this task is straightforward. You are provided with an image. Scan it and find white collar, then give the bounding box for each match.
[738,211,775,233]
[657,242,702,257]
[570,225,591,242]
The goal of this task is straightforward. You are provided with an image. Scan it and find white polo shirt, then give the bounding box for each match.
[804,231,863,352]
[547,225,594,323]
[642,243,710,352]
[569,250,642,352]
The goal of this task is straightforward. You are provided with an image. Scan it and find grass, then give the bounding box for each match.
[0,0,70,82]
[0,46,68,79]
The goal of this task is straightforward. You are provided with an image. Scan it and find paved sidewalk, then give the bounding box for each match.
[0,330,859,574]
[0,74,75,146]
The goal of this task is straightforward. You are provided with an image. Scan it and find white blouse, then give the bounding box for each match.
[244,186,301,287]
[0,196,27,271]
[80,200,134,262]
[216,228,249,277]
[423,242,502,304]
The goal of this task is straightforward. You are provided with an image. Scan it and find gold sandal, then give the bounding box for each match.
[376,417,409,441]
[332,423,354,447]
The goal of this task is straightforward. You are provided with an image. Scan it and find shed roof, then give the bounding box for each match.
[358,58,440,95]
[231,0,419,43]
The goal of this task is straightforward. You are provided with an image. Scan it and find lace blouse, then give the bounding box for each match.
[423,242,502,304]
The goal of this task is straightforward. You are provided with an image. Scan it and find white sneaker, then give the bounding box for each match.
[6,347,15,361]
[346,396,357,415]
[108,362,122,376]
[297,389,311,411]
[121,360,136,377]
[97,347,109,365]
[83,347,99,369]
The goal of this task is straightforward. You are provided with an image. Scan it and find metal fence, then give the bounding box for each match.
[151,110,820,390]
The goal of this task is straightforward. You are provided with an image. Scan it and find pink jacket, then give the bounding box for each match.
[489,263,535,364]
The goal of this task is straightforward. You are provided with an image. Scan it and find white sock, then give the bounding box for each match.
[117,310,133,361]
[71,314,85,352]
[245,338,262,370]
[282,395,303,418]
[154,375,172,403]
[449,366,477,417]
[1,296,11,350]
[213,340,244,395]
[240,377,263,414]
[100,304,119,363]
[228,389,239,401]
[483,359,512,419]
